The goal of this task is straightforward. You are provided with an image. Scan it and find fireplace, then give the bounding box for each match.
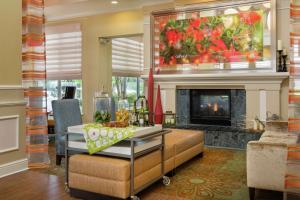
[175,88,248,148]
[190,89,231,126]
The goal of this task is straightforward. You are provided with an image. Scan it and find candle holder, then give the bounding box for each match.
[282,55,288,72]
[277,50,283,72]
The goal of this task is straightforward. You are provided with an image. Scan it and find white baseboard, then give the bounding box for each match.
[0,158,28,178]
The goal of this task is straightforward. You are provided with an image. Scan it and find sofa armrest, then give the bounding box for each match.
[247,141,288,191]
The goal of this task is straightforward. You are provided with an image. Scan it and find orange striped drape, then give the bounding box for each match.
[289,1,300,132]
[22,0,49,168]
[286,0,300,194]
[285,145,300,192]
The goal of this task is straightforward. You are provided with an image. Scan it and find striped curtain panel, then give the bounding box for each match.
[286,145,300,193]
[22,0,49,168]
[286,0,300,195]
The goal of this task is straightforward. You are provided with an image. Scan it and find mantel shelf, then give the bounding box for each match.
[141,72,289,82]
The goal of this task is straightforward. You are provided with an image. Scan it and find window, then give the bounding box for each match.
[46,80,83,112]
[111,35,144,107]
[112,76,144,107]
[45,23,82,112]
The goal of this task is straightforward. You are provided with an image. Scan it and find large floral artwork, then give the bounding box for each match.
[155,10,264,72]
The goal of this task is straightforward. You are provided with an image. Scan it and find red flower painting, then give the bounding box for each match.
[157,9,264,70]
[166,30,182,46]
[240,11,262,25]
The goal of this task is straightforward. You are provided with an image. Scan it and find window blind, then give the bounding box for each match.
[112,36,144,76]
[45,23,82,80]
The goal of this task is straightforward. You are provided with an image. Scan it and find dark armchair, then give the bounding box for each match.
[52,99,82,165]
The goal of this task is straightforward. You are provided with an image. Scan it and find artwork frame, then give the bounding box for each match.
[151,0,276,74]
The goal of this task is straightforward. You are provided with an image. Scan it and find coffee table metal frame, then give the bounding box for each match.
[65,128,171,200]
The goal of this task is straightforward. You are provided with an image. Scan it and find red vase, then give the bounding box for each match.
[154,84,163,124]
[147,69,154,124]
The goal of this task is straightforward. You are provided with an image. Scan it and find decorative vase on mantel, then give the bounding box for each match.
[249,62,256,69]
[224,62,231,70]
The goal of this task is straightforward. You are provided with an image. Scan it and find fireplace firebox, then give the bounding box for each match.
[190,89,231,126]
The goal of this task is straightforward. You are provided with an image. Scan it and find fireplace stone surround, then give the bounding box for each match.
[177,89,246,128]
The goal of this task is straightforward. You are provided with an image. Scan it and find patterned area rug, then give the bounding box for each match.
[141,148,248,200]
[36,144,249,200]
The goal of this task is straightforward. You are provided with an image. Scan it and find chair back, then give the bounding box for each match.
[52,99,82,155]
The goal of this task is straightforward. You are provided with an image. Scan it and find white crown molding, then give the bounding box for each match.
[0,159,28,178]
[0,85,23,90]
[0,100,27,107]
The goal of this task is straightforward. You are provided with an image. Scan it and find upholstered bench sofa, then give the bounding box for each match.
[247,130,299,200]
[69,129,204,199]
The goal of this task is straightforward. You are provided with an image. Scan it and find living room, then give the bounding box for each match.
[0,0,299,199]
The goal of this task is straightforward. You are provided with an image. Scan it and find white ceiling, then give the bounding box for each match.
[45,0,173,21]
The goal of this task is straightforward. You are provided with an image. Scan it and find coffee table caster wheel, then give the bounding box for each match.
[163,176,171,186]
[64,183,70,193]
[131,195,140,200]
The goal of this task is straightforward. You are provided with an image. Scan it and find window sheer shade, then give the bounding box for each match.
[45,23,82,80]
[112,37,144,76]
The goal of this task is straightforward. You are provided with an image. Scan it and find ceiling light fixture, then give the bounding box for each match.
[111,0,119,4]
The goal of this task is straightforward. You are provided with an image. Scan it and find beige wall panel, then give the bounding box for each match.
[0,0,22,85]
[0,106,26,166]
[0,0,26,170]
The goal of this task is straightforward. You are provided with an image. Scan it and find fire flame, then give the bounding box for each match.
[213,103,218,112]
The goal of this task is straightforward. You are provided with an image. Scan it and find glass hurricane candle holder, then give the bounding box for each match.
[163,111,176,126]
[93,91,112,123]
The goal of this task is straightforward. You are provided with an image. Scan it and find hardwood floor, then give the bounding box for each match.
[0,170,76,200]
[1,168,299,200]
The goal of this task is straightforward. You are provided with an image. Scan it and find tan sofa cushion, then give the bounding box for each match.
[175,143,204,168]
[165,129,203,156]
[69,154,130,181]
[69,163,161,199]
[69,150,161,181]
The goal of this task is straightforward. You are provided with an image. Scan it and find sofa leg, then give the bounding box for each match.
[56,155,63,166]
[249,187,255,200]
